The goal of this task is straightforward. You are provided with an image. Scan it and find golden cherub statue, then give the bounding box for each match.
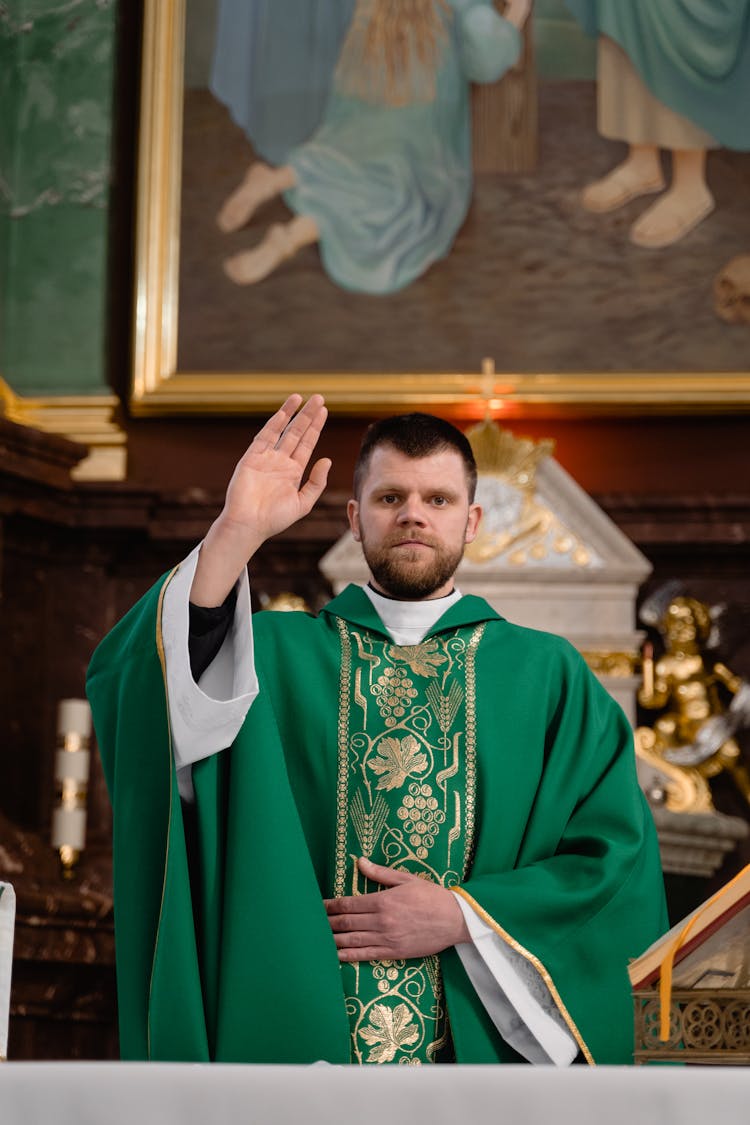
[635,583,750,814]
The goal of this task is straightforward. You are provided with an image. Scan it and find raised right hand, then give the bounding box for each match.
[190,394,331,606]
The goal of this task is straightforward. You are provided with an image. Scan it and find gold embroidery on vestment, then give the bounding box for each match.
[334,620,485,1063]
[446,789,461,871]
[335,618,353,898]
[463,623,484,876]
[351,789,389,858]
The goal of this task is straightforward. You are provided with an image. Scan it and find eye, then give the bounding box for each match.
[431,495,449,507]
[381,494,399,505]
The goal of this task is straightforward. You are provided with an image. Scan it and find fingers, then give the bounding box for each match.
[250,394,304,452]
[326,906,401,961]
[327,910,380,934]
[337,945,392,962]
[289,410,328,472]
[323,858,416,964]
[357,857,415,886]
[322,860,412,918]
[297,457,331,515]
[246,394,328,474]
[268,393,324,453]
[323,892,376,915]
[323,863,458,962]
[325,905,392,962]
[278,396,328,468]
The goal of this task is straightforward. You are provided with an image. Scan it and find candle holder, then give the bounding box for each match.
[50,699,92,879]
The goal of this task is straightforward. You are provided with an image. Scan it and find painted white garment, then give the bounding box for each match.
[0,881,15,1060]
[162,546,577,1066]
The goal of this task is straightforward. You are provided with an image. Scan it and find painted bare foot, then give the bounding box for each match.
[630,184,715,249]
[217,163,282,233]
[582,159,665,214]
[223,225,292,285]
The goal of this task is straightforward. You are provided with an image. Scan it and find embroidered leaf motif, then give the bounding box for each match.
[369,735,428,791]
[388,639,447,678]
[360,1003,420,1064]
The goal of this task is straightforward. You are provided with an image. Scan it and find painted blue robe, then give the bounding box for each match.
[210,0,356,165]
[283,1,521,294]
[565,0,750,150]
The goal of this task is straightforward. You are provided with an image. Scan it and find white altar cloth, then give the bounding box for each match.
[1,1063,749,1125]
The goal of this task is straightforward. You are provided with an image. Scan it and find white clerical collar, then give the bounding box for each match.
[362,584,463,646]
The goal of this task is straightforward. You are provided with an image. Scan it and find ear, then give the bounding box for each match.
[347,498,361,541]
[464,503,482,545]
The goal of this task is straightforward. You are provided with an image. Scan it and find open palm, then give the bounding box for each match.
[223,393,330,541]
[190,394,330,607]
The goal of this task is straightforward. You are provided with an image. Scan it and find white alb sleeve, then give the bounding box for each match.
[162,544,258,784]
[452,892,579,1065]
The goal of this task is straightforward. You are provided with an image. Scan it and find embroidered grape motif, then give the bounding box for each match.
[397,782,446,859]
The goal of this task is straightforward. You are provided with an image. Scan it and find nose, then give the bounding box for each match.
[396,494,427,526]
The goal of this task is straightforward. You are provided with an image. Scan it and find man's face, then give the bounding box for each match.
[347,445,481,600]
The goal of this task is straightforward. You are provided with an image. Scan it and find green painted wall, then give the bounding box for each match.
[0,0,116,397]
[0,7,16,371]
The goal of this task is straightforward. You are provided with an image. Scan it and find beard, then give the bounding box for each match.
[360,531,464,600]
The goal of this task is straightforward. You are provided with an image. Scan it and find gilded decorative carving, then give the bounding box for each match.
[0,377,126,481]
[635,990,750,1064]
[581,651,639,678]
[636,585,750,813]
[463,417,596,568]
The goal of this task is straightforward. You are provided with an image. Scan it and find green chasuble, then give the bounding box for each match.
[87,577,667,1065]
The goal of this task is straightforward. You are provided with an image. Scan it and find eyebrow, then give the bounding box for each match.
[369,482,462,497]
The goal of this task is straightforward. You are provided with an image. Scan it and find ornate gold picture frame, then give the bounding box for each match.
[131,0,750,417]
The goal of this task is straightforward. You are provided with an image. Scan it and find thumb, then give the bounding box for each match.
[357,856,416,886]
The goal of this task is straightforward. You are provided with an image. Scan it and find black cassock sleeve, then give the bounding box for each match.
[187,587,237,681]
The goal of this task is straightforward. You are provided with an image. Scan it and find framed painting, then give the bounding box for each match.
[131,0,750,417]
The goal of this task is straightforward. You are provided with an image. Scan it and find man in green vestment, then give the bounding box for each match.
[87,395,667,1066]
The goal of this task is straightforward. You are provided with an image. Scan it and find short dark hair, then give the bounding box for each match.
[353,413,477,501]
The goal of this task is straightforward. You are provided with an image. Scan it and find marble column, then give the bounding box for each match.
[0,0,117,396]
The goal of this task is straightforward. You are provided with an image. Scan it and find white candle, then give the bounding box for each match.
[57,699,92,738]
[51,807,86,851]
[52,699,92,870]
[642,641,655,698]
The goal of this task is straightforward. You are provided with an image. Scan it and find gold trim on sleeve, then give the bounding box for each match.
[452,885,595,1065]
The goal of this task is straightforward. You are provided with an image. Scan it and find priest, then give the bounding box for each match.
[87,395,667,1065]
